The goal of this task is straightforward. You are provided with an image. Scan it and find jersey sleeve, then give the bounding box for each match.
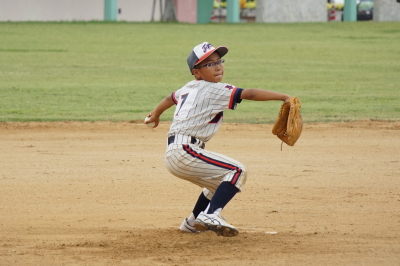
[211,83,243,111]
[171,90,180,105]
[228,87,243,110]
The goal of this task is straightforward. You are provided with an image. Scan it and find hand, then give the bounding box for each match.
[283,95,291,103]
[144,112,160,128]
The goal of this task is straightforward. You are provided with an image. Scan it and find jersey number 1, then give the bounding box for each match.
[175,93,189,116]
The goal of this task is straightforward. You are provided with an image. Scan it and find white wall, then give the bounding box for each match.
[117,0,162,22]
[374,0,400,21]
[0,0,162,22]
[256,0,327,23]
[0,0,103,21]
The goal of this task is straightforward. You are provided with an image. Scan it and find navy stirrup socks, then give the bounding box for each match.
[193,192,210,218]
[207,182,239,214]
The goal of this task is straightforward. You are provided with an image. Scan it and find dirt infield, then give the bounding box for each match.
[1,121,399,265]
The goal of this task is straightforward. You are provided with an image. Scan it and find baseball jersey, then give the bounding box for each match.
[168,80,243,142]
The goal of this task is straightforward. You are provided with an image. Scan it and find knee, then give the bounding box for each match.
[239,165,247,183]
[232,164,247,190]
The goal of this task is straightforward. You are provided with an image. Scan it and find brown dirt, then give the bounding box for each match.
[1,120,399,265]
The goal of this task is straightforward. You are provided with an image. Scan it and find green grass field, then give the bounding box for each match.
[0,22,399,123]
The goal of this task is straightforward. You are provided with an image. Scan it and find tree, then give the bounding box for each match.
[162,0,176,21]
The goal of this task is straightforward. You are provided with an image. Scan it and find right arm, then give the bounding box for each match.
[144,95,175,128]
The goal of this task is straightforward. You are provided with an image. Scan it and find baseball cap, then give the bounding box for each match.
[187,42,228,74]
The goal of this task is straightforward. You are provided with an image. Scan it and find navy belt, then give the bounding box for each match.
[168,135,196,145]
[168,135,205,149]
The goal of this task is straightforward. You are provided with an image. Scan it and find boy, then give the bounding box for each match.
[145,42,290,237]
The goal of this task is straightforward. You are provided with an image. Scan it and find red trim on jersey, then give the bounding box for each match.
[171,92,178,105]
[183,144,242,186]
[228,87,238,109]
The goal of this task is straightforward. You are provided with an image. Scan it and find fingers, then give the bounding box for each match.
[144,114,160,128]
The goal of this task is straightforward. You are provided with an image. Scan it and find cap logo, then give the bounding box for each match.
[202,43,213,53]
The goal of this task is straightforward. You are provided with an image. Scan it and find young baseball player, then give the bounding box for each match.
[145,42,290,237]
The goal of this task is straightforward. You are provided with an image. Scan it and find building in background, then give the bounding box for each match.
[0,0,398,23]
[256,0,326,23]
[0,0,164,22]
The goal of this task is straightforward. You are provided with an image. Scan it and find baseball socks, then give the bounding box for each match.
[186,191,210,226]
[207,181,239,214]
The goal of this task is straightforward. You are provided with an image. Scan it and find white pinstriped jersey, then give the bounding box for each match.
[168,80,243,142]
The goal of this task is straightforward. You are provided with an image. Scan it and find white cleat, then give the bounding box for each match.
[179,218,197,233]
[194,212,239,237]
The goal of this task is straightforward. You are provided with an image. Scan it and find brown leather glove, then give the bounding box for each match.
[272,97,303,147]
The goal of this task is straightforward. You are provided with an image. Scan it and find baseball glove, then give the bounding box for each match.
[272,96,303,148]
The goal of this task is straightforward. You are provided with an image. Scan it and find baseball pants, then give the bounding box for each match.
[165,135,247,200]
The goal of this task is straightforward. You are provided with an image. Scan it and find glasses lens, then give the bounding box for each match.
[208,60,224,68]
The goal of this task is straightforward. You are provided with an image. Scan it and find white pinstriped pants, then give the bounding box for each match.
[165,136,247,200]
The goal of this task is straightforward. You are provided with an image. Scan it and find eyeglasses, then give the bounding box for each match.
[195,59,225,69]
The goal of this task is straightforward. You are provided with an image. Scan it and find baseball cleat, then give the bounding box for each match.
[179,218,197,233]
[194,212,239,237]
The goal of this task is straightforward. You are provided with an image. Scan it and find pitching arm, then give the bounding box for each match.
[144,95,175,128]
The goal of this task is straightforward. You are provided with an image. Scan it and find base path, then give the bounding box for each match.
[1,121,399,265]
